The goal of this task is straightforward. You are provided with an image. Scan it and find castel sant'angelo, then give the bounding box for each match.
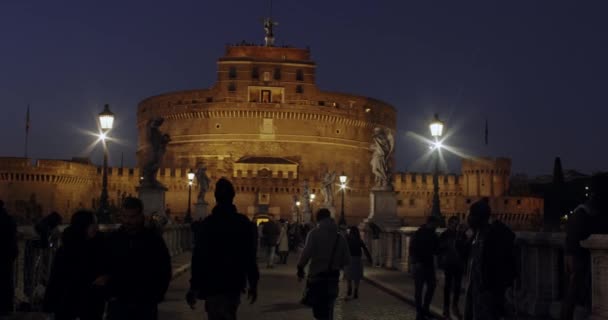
[0,21,542,228]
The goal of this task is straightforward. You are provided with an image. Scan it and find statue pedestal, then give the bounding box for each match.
[137,185,168,216]
[360,189,401,230]
[194,201,209,221]
[302,209,312,224]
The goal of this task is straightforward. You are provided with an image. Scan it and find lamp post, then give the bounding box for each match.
[296,201,301,224]
[430,113,444,223]
[310,193,316,214]
[98,104,114,223]
[339,172,347,227]
[185,169,195,223]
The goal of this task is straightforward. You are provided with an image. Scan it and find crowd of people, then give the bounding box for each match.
[0,174,606,320]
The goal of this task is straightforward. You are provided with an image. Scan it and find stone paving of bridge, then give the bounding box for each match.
[159,257,417,320]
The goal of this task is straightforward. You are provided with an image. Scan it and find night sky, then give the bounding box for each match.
[1,1,606,176]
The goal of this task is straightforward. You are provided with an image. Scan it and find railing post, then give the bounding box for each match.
[515,232,565,317]
[385,232,395,269]
[581,234,608,320]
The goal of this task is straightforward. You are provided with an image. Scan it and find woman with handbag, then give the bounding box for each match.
[297,209,351,320]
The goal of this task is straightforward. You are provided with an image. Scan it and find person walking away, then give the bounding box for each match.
[187,178,259,320]
[561,174,608,320]
[344,226,372,299]
[261,217,281,268]
[277,220,290,264]
[104,197,172,320]
[410,216,440,320]
[43,210,107,320]
[464,199,516,320]
[297,209,350,320]
[0,200,18,316]
[439,216,470,319]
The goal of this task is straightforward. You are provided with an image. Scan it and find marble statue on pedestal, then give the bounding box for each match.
[321,171,336,207]
[370,127,394,190]
[195,164,210,204]
[141,118,170,188]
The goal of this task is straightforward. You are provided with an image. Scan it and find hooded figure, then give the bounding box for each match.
[187,178,259,320]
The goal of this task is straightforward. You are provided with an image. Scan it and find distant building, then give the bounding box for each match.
[0,31,543,228]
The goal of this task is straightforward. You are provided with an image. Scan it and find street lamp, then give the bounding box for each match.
[310,193,316,213]
[339,172,347,227]
[185,169,195,223]
[296,201,301,224]
[429,113,444,223]
[98,104,114,223]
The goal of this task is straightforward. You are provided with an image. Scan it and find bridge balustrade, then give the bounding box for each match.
[13,224,192,310]
[361,227,608,319]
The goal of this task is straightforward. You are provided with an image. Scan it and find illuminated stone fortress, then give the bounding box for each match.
[0,24,543,228]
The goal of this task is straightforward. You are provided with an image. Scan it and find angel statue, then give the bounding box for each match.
[195,164,211,203]
[370,127,395,190]
[142,118,171,187]
[321,171,337,207]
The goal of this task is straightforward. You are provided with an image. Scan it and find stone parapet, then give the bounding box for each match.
[582,234,608,320]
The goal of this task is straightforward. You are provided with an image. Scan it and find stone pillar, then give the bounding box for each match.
[516,232,565,317]
[397,231,409,272]
[582,234,608,320]
[194,201,209,221]
[137,185,168,216]
[360,189,400,230]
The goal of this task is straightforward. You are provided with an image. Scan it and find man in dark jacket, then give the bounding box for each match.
[439,216,469,319]
[0,200,18,315]
[105,197,172,320]
[187,178,259,320]
[261,217,281,268]
[561,173,608,320]
[464,199,516,320]
[409,216,440,320]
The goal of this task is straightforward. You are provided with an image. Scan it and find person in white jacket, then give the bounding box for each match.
[297,209,350,320]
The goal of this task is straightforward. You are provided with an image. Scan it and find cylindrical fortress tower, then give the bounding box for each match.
[136,44,396,220]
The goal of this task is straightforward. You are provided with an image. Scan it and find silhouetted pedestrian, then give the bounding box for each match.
[345,226,372,299]
[105,197,172,320]
[561,174,608,320]
[297,209,350,320]
[277,220,289,264]
[43,210,107,320]
[464,199,516,320]
[187,178,259,320]
[0,200,18,316]
[261,217,281,268]
[410,216,440,320]
[439,216,469,319]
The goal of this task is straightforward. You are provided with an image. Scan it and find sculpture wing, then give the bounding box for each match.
[386,129,395,156]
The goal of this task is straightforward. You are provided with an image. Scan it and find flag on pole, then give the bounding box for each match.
[25,105,31,158]
[485,119,488,145]
[26,105,30,133]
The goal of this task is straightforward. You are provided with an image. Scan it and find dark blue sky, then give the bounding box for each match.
[1,1,606,176]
